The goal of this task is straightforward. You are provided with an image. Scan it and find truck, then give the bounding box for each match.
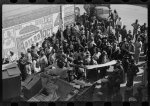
[84,4,111,20]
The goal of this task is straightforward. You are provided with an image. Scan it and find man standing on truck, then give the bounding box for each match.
[115,17,122,42]
[131,19,140,40]
[113,9,119,27]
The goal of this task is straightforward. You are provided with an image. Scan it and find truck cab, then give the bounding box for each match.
[95,6,111,20]
[84,4,111,20]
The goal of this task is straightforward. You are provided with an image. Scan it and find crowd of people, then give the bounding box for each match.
[2,9,148,101]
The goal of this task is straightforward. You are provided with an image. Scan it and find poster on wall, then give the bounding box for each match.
[64,14,75,27]
[20,28,53,51]
[62,5,75,29]
[3,6,61,58]
[2,28,18,58]
[15,13,56,52]
[42,28,52,38]
[53,12,61,33]
[3,12,60,57]
[23,31,42,50]
[15,20,42,38]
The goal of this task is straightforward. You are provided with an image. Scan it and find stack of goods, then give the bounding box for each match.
[29,72,79,101]
[28,83,60,101]
[72,79,92,88]
[22,74,42,99]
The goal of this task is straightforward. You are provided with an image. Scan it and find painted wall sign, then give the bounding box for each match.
[2,5,62,58]
[64,14,75,27]
[2,28,18,58]
[42,28,52,38]
[23,31,42,50]
[15,19,43,38]
[62,5,75,29]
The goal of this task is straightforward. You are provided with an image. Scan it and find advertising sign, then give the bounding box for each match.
[62,5,75,28]
[22,28,53,51]
[4,12,61,56]
[15,19,43,38]
[64,15,75,28]
[2,28,18,58]
[64,6,75,17]
[42,28,52,38]
[23,31,42,50]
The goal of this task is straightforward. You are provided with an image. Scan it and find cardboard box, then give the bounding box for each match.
[22,74,42,99]
[2,63,21,100]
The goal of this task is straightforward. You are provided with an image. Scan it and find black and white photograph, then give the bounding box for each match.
[2,4,148,102]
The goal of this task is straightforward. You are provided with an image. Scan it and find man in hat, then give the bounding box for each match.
[98,50,109,78]
[81,34,87,47]
[106,23,114,35]
[116,17,122,29]
[62,40,69,54]
[31,54,41,74]
[26,48,32,64]
[56,28,62,43]
[127,30,133,42]
[18,52,28,81]
[126,58,139,88]
[131,19,140,38]
[83,46,90,57]
[113,60,124,87]
[128,40,135,56]
[77,59,86,80]
[111,42,121,60]
[25,48,32,75]
[31,43,39,60]
[106,67,121,100]
[105,42,112,60]
[140,23,147,34]
[63,25,71,41]
[120,38,130,58]
[56,48,67,63]
[115,17,122,42]
[8,51,17,63]
[39,50,48,72]
[88,38,97,56]
[72,56,85,79]
[92,47,101,62]
[135,30,141,42]
[35,43,40,53]
[120,25,127,42]
[84,52,91,65]
[101,38,108,52]
[96,38,102,50]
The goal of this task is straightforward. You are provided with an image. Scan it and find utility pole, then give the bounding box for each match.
[74,4,75,23]
[60,5,64,43]
[60,5,63,30]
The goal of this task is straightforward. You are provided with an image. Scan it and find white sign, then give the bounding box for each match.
[23,31,42,50]
[15,18,43,38]
[3,28,16,49]
[86,60,117,69]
